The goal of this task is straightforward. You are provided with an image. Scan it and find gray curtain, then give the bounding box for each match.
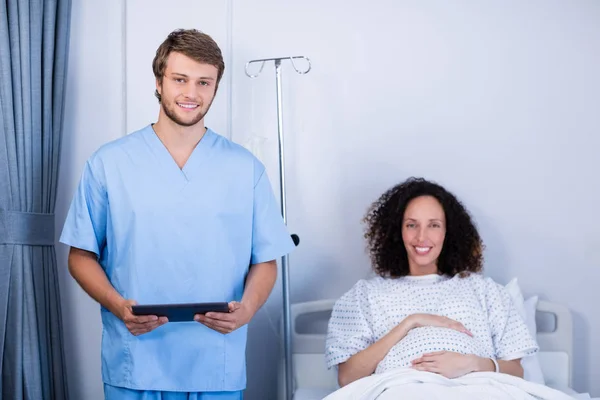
[0,0,71,399]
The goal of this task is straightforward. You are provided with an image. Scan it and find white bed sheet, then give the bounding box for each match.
[292,380,594,400]
[547,384,593,400]
[321,369,577,400]
[293,388,333,400]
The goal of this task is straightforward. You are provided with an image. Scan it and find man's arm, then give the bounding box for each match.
[240,259,278,317]
[68,247,166,335]
[195,259,278,333]
[68,247,123,316]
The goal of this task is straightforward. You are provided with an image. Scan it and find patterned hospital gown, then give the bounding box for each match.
[325,273,538,374]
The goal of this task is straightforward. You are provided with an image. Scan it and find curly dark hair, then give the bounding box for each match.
[363,177,484,278]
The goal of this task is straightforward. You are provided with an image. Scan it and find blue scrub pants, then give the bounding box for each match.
[104,384,243,400]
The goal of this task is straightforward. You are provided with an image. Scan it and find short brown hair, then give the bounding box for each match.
[152,29,225,102]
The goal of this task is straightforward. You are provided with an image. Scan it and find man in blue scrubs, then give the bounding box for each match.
[60,29,295,399]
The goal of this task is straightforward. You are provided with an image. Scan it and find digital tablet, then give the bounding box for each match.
[131,302,229,322]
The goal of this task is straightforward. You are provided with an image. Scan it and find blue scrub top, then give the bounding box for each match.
[60,125,295,392]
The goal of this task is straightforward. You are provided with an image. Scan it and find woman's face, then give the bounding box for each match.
[401,195,447,276]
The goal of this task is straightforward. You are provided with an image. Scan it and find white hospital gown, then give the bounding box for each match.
[325,273,538,374]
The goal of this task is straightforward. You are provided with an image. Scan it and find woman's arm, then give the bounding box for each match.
[482,278,538,377]
[337,314,472,387]
[337,318,413,387]
[474,357,524,377]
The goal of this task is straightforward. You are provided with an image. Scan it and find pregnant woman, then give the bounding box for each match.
[325,177,538,388]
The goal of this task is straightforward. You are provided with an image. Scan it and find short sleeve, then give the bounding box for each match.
[325,280,375,369]
[59,157,108,258]
[250,160,295,264]
[485,278,539,360]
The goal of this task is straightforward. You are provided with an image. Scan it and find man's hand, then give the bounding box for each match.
[411,351,479,378]
[194,301,252,334]
[117,299,168,336]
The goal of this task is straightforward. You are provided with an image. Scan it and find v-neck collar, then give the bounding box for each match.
[142,124,217,182]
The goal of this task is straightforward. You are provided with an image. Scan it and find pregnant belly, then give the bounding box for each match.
[376,326,488,374]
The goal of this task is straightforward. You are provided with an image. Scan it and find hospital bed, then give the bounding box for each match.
[280,298,592,400]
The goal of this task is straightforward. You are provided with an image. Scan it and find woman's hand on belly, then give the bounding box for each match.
[412,352,524,379]
[405,314,473,337]
[410,351,479,378]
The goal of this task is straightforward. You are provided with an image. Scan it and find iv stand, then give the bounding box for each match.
[245,56,311,400]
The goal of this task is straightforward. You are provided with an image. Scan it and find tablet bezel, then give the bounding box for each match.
[131,302,229,322]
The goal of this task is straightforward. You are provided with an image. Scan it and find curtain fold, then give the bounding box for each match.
[0,0,72,398]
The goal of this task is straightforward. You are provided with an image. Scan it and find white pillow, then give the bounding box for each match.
[504,278,546,385]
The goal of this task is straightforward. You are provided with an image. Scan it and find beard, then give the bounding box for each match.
[162,97,214,127]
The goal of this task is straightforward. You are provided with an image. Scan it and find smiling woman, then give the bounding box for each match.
[325,177,535,387]
[364,177,483,279]
[401,195,447,276]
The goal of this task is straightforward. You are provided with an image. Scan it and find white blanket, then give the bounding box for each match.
[323,368,577,400]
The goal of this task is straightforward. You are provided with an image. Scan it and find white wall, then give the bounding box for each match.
[56,1,125,399]
[58,0,600,399]
[231,0,600,397]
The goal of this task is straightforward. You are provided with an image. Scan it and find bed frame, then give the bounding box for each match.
[280,299,573,400]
